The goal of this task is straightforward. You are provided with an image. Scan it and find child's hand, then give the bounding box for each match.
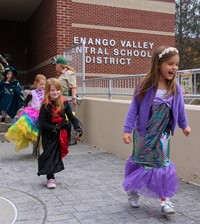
[182,126,191,137]
[72,98,77,105]
[59,121,71,130]
[123,133,132,144]
[76,128,83,138]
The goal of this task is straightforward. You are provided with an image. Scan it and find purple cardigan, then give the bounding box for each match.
[124,83,188,136]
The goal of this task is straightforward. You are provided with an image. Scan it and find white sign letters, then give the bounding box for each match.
[74,37,154,66]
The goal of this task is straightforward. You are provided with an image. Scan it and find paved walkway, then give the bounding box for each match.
[0,141,200,224]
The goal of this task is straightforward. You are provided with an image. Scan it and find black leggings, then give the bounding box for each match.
[47,174,55,180]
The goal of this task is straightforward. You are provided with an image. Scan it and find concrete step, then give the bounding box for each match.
[0,115,19,121]
[190,99,200,105]
[0,112,22,142]
[0,123,11,133]
[0,123,11,142]
[0,132,9,142]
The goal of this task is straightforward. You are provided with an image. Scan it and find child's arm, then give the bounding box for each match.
[11,80,25,100]
[64,101,82,137]
[124,89,140,134]
[64,101,80,130]
[123,132,132,144]
[68,73,77,105]
[24,94,32,107]
[182,127,191,137]
[177,84,191,137]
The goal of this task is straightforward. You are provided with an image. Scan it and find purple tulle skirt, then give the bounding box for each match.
[123,156,178,198]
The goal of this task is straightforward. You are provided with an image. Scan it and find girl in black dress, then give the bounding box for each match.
[38,78,82,189]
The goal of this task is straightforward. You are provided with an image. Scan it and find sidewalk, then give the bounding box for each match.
[0,141,200,224]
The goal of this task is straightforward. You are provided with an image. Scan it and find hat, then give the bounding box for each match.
[52,57,67,65]
[2,66,17,76]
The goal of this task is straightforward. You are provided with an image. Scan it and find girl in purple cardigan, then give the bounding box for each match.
[123,46,191,215]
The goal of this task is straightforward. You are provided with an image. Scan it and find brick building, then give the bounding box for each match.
[0,0,175,84]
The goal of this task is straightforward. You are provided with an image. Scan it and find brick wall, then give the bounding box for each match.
[73,28,175,75]
[56,0,73,55]
[0,0,176,84]
[27,0,73,84]
[28,64,56,84]
[72,2,175,75]
[0,20,27,80]
[73,3,175,32]
[27,0,57,71]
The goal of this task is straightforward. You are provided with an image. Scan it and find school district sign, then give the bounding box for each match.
[73,37,154,66]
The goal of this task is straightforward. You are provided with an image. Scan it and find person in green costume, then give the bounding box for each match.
[0,66,24,124]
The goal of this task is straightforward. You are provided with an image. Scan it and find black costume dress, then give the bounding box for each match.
[38,100,80,176]
[0,80,24,118]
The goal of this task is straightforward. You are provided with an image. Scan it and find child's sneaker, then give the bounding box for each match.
[127,190,140,208]
[161,200,175,215]
[47,179,56,189]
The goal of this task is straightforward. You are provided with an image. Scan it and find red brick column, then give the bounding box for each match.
[27,0,73,83]
[56,0,73,55]
[26,0,73,83]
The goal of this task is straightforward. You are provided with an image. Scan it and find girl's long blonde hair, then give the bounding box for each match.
[33,74,46,88]
[43,78,64,113]
[60,64,76,73]
[137,45,179,100]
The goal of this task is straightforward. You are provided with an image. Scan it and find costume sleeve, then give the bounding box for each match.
[58,75,69,94]
[11,80,24,100]
[0,81,3,101]
[177,84,188,129]
[39,104,56,131]
[24,94,32,107]
[58,72,77,94]
[123,88,140,133]
[67,73,77,89]
[64,101,80,129]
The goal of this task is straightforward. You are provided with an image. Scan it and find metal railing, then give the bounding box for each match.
[63,42,86,96]
[82,74,144,99]
[61,43,200,101]
[177,68,200,95]
[78,69,200,102]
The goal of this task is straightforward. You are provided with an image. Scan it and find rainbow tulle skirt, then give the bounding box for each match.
[5,107,39,151]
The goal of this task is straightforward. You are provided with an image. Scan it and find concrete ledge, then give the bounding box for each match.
[76,97,200,185]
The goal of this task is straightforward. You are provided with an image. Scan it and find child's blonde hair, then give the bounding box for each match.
[33,74,46,87]
[44,78,64,113]
[137,45,179,100]
[60,64,76,73]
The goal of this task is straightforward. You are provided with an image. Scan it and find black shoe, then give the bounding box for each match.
[0,118,6,125]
